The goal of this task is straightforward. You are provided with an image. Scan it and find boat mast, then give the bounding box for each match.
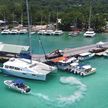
[56,9,58,30]
[26,0,32,63]
[88,1,92,29]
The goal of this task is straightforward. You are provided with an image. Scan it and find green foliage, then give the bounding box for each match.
[0,0,107,32]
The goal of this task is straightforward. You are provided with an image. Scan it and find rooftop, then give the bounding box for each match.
[0,42,29,54]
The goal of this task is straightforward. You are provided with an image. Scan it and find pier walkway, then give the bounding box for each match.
[32,42,108,62]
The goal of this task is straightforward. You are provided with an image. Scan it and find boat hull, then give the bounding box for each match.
[1,68,46,81]
[4,80,30,93]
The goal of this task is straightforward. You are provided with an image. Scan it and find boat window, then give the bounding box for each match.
[32,74,36,76]
[22,73,26,75]
[5,65,9,68]
[15,67,20,70]
[29,63,37,68]
[85,68,91,72]
[9,66,14,69]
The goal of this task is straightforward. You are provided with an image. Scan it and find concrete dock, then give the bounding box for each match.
[32,42,108,61]
[1,41,108,62]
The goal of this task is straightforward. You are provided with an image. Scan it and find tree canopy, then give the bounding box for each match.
[0,0,107,32]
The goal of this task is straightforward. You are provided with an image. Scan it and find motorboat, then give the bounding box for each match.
[44,30,54,35]
[78,52,95,61]
[1,58,56,81]
[84,29,96,37]
[4,79,31,94]
[51,56,79,71]
[19,29,28,34]
[68,62,79,73]
[1,29,11,35]
[68,31,80,36]
[89,47,107,53]
[37,30,46,35]
[45,49,64,59]
[103,50,108,57]
[10,29,19,35]
[76,64,96,76]
[53,30,63,35]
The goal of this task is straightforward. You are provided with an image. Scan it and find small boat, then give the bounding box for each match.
[4,79,31,93]
[1,29,11,35]
[37,30,46,35]
[84,29,96,37]
[45,49,64,59]
[10,29,19,35]
[51,56,79,71]
[68,30,80,36]
[19,29,28,34]
[44,30,54,35]
[103,50,108,57]
[78,52,95,61]
[89,47,107,53]
[53,30,63,35]
[76,65,96,76]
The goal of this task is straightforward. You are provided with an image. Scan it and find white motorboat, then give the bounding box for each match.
[78,52,95,61]
[53,30,63,35]
[69,62,79,73]
[4,79,31,93]
[68,31,80,36]
[10,29,19,35]
[1,29,11,35]
[103,50,108,57]
[52,56,79,71]
[84,29,96,37]
[37,30,46,35]
[76,64,96,76]
[44,30,54,35]
[19,29,28,34]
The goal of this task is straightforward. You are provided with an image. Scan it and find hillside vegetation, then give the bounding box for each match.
[0,0,107,31]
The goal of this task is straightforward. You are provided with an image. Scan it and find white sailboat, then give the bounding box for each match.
[53,11,63,35]
[84,2,96,37]
[1,0,56,81]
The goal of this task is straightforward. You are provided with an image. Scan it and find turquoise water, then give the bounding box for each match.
[0,33,108,108]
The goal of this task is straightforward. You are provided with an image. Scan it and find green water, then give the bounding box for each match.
[0,33,108,108]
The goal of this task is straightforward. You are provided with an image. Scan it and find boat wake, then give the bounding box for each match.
[57,76,87,105]
[30,76,87,107]
[30,92,50,101]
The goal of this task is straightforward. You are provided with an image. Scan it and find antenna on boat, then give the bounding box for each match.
[26,0,32,63]
[56,9,58,30]
[37,11,47,60]
[88,1,92,30]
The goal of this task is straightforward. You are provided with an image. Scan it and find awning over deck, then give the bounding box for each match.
[0,42,29,54]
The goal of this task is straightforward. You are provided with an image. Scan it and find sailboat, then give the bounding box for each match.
[53,10,63,35]
[1,0,56,81]
[84,2,96,37]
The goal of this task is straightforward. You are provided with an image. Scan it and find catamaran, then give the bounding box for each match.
[1,0,56,81]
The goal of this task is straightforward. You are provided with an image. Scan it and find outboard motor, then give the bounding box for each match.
[26,88,31,93]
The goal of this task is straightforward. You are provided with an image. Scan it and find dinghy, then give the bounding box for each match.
[4,79,31,94]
